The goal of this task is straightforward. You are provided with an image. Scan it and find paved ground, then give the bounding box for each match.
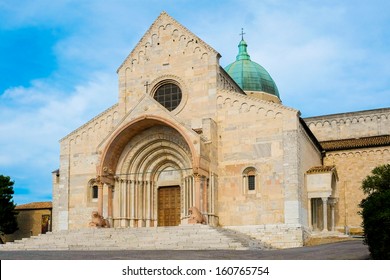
[0,240,369,260]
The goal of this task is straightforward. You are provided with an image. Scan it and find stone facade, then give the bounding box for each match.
[52,12,389,248]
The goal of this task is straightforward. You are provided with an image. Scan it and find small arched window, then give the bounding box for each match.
[87,179,99,205]
[247,170,256,191]
[92,185,99,200]
[243,167,257,193]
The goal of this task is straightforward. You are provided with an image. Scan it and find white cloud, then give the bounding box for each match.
[0,71,117,203]
[1,71,117,163]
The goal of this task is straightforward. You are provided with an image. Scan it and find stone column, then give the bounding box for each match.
[322,197,328,232]
[145,181,151,227]
[308,198,312,231]
[329,198,336,232]
[107,184,113,227]
[194,175,201,210]
[137,181,144,228]
[189,176,194,208]
[152,181,157,227]
[202,176,208,214]
[134,180,139,227]
[208,173,217,226]
[125,180,129,224]
[97,181,104,216]
[120,180,127,227]
[116,180,122,227]
[184,177,188,217]
[208,175,212,215]
[130,180,136,227]
[113,180,120,221]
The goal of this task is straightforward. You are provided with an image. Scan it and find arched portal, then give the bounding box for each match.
[112,124,194,227]
[96,116,211,228]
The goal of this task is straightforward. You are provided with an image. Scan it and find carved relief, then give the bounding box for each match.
[188,207,206,224]
[88,211,110,228]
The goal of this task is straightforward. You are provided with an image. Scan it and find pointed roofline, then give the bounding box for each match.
[117,11,221,73]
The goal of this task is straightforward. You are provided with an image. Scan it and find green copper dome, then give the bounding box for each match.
[225,38,280,98]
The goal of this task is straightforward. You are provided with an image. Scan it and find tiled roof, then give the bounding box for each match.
[15,201,52,210]
[306,165,336,174]
[321,135,390,151]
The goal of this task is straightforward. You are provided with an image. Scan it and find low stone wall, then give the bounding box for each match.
[225,224,304,248]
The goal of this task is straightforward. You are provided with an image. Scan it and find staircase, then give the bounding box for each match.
[0,225,270,251]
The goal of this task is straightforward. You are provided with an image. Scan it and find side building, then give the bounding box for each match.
[304,108,390,234]
[2,202,52,243]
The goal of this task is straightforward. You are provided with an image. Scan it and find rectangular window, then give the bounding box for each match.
[248,175,255,190]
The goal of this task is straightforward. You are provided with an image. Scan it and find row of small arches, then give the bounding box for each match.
[68,111,119,146]
[129,24,209,66]
[217,95,283,118]
[326,149,390,158]
[307,114,390,128]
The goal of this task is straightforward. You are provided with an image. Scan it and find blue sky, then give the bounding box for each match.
[1,0,389,205]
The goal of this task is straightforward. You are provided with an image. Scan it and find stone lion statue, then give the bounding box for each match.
[188,207,206,224]
[88,211,110,228]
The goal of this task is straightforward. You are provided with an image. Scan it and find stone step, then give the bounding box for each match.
[0,225,266,251]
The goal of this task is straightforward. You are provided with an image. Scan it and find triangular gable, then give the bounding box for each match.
[117,11,220,73]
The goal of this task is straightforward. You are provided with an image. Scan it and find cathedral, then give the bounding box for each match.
[52,12,390,248]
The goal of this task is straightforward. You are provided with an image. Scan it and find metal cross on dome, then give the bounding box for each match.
[240,28,246,40]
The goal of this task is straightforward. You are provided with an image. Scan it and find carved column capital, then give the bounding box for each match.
[328,197,338,207]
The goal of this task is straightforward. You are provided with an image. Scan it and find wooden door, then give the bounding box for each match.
[41,215,50,234]
[158,186,181,226]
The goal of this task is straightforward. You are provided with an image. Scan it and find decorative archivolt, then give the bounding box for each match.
[121,139,190,174]
[149,74,187,93]
[116,126,193,182]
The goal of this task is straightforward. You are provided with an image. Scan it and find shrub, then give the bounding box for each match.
[359,164,390,259]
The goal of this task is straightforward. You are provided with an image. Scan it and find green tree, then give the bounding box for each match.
[0,175,18,235]
[359,164,390,259]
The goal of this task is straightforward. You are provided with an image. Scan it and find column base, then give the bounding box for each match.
[130,219,137,227]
